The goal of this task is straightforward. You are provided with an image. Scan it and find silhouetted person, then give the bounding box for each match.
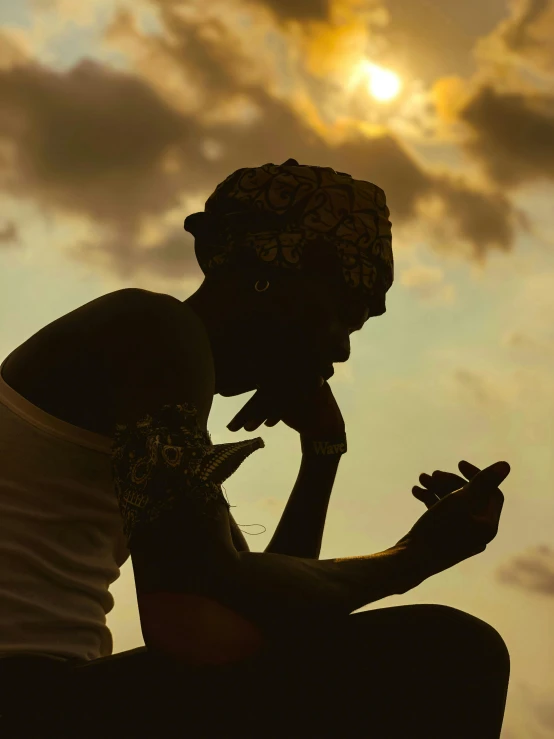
[0,159,510,737]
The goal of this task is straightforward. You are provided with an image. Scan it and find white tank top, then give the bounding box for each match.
[0,357,129,662]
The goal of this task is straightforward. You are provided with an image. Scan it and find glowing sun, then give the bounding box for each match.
[358,61,402,102]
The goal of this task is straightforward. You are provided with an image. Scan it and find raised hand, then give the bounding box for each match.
[227,379,345,437]
[411,460,482,509]
[397,460,510,580]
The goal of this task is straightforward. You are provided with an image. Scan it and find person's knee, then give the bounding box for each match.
[418,604,510,673]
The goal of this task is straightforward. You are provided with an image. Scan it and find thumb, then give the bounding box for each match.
[466,460,510,502]
[474,460,510,485]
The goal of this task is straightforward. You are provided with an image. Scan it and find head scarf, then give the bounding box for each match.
[184,158,393,313]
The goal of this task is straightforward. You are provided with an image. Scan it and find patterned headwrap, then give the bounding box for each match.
[184,159,393,314]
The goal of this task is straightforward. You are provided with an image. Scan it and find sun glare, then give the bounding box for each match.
[358,61,402,102]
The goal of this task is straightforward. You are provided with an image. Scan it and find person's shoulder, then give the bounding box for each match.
[96,287,180,314]
[113,288,212,360]
[102,288,215,428]
[98,287,200,336]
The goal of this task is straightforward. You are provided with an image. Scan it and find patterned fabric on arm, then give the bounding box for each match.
[111,402,265,547]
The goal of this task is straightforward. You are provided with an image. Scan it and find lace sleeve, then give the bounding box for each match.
[111,402,265,546]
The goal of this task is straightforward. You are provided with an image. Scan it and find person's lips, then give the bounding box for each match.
[321,365,335,380]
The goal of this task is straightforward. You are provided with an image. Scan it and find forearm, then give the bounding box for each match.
[216,542,428,637]
[264,451,341,558]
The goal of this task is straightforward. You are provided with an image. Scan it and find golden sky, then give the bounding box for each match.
[1,1,553,735]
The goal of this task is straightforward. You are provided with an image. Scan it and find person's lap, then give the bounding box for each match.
[2,603,510,738]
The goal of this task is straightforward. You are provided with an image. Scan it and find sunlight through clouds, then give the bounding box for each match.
[347,59,402,101]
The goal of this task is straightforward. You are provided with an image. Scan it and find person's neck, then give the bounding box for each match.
[183,291,218,341]
[183,275,258,340]
[183,290,261,396]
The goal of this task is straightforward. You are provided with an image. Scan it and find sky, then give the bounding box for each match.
[0,0,553,735]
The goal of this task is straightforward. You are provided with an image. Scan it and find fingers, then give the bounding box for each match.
[412,486,439,509]
[418,470,466,496]
[420,470,463,485]
[470,461,510,488]
[227,403,255,432]
[227,390,277,432]
[458,460,481,480]
[228,408,281,432]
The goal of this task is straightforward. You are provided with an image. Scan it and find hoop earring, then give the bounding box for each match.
[254,279,270,292]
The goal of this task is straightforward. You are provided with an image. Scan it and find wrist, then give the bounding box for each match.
[299,452,342,470]
[392,538,434,592]
[300,430,347,458]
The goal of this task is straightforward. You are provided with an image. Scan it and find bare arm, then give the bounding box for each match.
[108,292,427,657]
[264,453,340,558]
[212,542,425,638]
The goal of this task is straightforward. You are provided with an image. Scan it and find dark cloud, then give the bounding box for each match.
[499,0,550,54]
[496,544,554,596]
[0,58,194,223]
[246,0,331,21]
[0,8,526,281]
[438,176,527,257]
[0,221,19,247]
[337,134,433,220]
[248,0,508,40]
[459,86,554,189]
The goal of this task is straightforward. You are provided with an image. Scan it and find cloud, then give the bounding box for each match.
[504,272,554,352]
[506,682,554,737]
[459,85,554,189]
[374,0,501,83]
[400,264,455,303]
[0,58,192,222]
[0,3,533,282]
[443,360,554,439]
[451,369,505,409]
[527,692,554,733]
[496,544,554,597]
[0,29,32,70]
[502,330,554,358]
[0,221,20,247]
[483,0,554,74]
[437,174,525,257]
[69,224,203,281]
[245,0,331,22]
[428,1,554,193]
[500,0,550,53]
